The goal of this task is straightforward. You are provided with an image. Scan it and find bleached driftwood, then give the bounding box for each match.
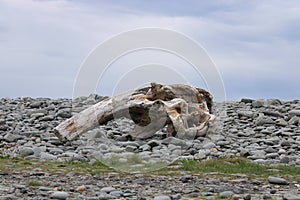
[54,83,215,141]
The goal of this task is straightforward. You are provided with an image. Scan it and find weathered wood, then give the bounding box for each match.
[54,83,215,141]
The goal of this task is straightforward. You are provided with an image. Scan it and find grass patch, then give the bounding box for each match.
[28,181,43,187]
[102,154,170,173]
[1,154,300,181]
[181,157,300,180]
[0,155,111,175]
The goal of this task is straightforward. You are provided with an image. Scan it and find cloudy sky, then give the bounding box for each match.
[0,0,299,101]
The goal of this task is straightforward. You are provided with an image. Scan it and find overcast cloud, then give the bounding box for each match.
[0,0,299,100]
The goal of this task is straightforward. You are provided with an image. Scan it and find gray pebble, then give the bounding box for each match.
[100,186,116,193]
[50,191,69,200]
[40,152,57,160]
[154,196,171,200]
[19,147,34,157]
[268,176,288,185]
[219,191,234,198]
[283,193,300,200]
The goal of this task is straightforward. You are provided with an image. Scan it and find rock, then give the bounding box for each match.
[3,133,22,143]
[241,98,253,104]
[56,109,72,118]
[280,156,290,164]
[255,115,274,126]
[263,194,272,199]
[250,150,266,157]
[240,149,250,157]
[263,110,284,118]
[171,194,182,199]
[268,176,288,185]
[147,140,160,148]
[265,99,282,106]
[154,196,171,200]
[110,190,123,197]
[33,146,46,156]
[252,99,264,108]
[0,195,18,200]
[266,153,279,159]
[232,194,241,200]
[203,142,216,149]
[283,193,300,200]
[219,191,234,198]
[288,116,299,125]
[270,189,277,194]
[30,101,43,108]
[281,140,290,147]
[289,109,300,116]
[244,193,251,200]
[278,149,287,154]
[276,118,288,126]
[50,191,69,200]
[40,152,57,160]
[100,186,116,193]
[19,147,34,157]
[39,186,51,191]
[237,109,254,118]
[162,137,187,147]
[40,115,55,121]
[76,185,86,192]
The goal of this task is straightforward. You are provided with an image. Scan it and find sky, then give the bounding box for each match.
[0,0,299,101]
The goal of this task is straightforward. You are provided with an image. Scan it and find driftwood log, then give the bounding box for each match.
[54,83,215,141]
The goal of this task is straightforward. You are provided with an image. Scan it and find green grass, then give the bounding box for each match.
[0,155,111,175]
[28,181,44,187]
[182,157,300,181]
[102,154,170,173]
[0,155,299,182]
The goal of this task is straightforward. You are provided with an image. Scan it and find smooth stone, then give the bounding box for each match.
[250,150,266,157]
[268,176,288,185]
[110,190,123,197]
[278,149,287,154]
[240,98,253,103]
[40,152,57,160]
[40,115,55,121]
[19,147,34,157]
[76,185,86,192]
[283,193,300,200]
[288,116,299,125]
[252,99,264,108]
[244,193,251,200]
[203,142,216,149]
[48,148,64,155]
[3,133,22,143]
[280,156,290,164]
[153,196,171,200]
[56,110,72,118]
[100,186,116,193]
[50,191,69,200]
[289,109,300,116]
[0,195,18,200]
[162,137,187,147]
[39,186,51,191]
[265,147,276,153]
[219,191,234,198]
[147,140,160,148]
[171,194,182,199]
[265,99,281,106]
[30,101,43,108]
[255,115,274,126]
[237,109,254,118]
[266,153,279,159]
[276,118,288,126]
